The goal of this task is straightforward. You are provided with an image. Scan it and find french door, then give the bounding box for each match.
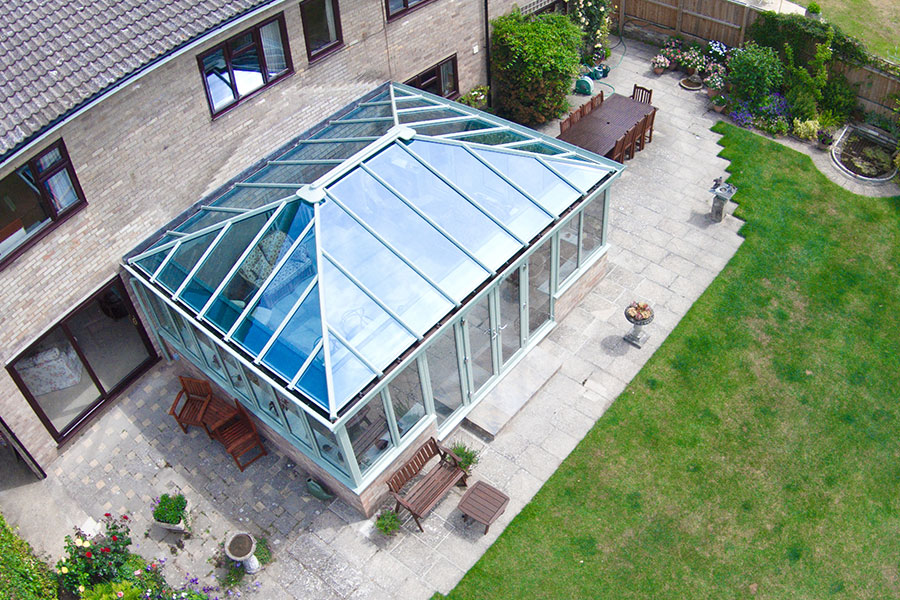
[8,277,157,442]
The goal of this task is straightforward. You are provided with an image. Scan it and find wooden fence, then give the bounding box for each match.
[615,0,899,117]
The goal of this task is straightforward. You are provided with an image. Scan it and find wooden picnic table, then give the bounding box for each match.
[558,94,657,158]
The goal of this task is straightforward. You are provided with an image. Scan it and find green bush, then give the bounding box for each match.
[152,493,187,524]
[450,442,481,472]
[491,10,583,125]
[82,581,143,600]
[821,73,859,122]
[748,11,867,66]
[56,514,132,595]
[0,513,57,600]
[727,42,784,104]
[375,510,402,536]
[806,2,820,14]
[783,34,831,120]
[793,118,820,139]
[568,0,614,63]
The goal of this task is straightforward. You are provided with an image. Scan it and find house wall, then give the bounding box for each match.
[0,0,491,471]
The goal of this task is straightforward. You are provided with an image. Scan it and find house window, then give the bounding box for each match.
[405,56,458,99]
[386,0,433,19]
[0,140,86,268]
[198,14,292,116]
[300,0,343,62]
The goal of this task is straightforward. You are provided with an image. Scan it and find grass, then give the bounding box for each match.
[436,123,900,599]
[811,0,900,61]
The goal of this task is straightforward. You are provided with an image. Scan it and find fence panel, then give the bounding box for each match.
[679,0,746,47]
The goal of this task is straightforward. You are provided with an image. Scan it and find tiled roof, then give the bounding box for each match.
[0,0,280,162]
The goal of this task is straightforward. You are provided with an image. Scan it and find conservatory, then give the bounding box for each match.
[124,82,622,513]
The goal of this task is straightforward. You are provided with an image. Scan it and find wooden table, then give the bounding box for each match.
[201,395,239,438]
[558,94,657,158]
[458,480,509,534]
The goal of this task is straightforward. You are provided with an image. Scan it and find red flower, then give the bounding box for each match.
[104,513,111,518]
[101,547,111,553]
[122,515,129,520]
[111,536,117,541]
[85,551,92,558]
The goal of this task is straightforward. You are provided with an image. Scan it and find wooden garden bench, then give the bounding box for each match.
[387,437,467,532]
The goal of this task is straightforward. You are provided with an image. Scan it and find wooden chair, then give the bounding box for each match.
[642,108,657,146]
[169,376,213,435]
[591,91,605,110]
[606,135,627,163]
[580,102,591,118]
[631,84,653,104]
[624,124,640,160]
[213,402,267,472]
[635,113,652,152]
[560,115,572,134]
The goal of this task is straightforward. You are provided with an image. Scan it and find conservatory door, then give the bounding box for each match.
[464,293,497,398]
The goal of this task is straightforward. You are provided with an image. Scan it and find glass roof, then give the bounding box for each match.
[129,82,622,420]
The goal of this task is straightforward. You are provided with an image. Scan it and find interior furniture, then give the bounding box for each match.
[387,437,467,532]
[213,402,267,472]
[458,480,510,534]
[169,376,213,435]
[558,94,657,158]
[17,344,83,395]
[631,84,653,104]
[238,230,314,306]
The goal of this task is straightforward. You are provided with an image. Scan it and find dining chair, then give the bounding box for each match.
[580,103,591,118]
[631,84,653,104]
[591,91,605,110]
[643,108,657,145]
[606,135,626,163]
[636,113,651,152]
[624,125,639,160]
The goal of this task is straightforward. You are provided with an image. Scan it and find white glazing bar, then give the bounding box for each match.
[300,137,380,143]
[331,117,395,124]
[327,325,383,376]
[202,206,248,213]
[325,191,458,306]
[388,84,400,127]
[148,241,181,284]
[498,139,536,149]
[254,274,318,363]
[535,156,585,193]
[396,143,526,245]
[396,105,465,115]
[403,116,472,127]
[322,250,420,339]
[437,126,506,139]
[267,159,343,165]
[418,134,613,170]
[460,145,554,218]
[234,182,303,190]
[313,207,338,418]
[173,222,233,300]
[288,337,325,388]
[164,231,189,237]
[358,163,494,274]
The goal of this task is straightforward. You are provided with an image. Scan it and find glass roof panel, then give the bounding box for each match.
[320,259,415,370]
[248,162,320,185]
[281,140,372,162]
[510,142,565,155]
[135,251,167,278]
[398,108,463,124]
[231,229,318,355]
[472,148,580,216]
[312,121,391,140]
[178,208,238,235]
[342,102,393,120]
[328,167,488,301]
[260,285,323,380]
[407,139,550,243]
[409,119,493,137]
[392,97,437,109]
[543,156,612,193]
[180,211,275,312]
[453,129,531,145]
[327,333,377,407]
[204,203,311,332]
[156,230,218,294]
[296,347,328,409]
[209,186,290,212]
[319,201,453,334]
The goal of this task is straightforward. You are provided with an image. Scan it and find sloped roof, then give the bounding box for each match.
[128,83,622,420]
[0,0,279,161]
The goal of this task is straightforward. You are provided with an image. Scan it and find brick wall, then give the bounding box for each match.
[0,0,495,470]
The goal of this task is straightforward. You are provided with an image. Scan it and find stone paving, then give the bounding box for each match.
[2,35,895,600]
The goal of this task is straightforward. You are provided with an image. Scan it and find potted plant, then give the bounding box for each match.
[805,2,822,19]
[375,510,401,536]
[450,442,480,473]
[661,38,682,70]
[651,55,669,75]
[678,46,705,75]
[704,72,725,98]
[711,94,728,113]
[152,493,188,532]
[817,129,834,150]
[623,301,654,348]
[458,85,489,110]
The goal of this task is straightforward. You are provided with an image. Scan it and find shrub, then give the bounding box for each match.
[491,10,583,125]
[817,129,834,145]
[821,73,858,122]
[793,118,820,140]
[568,0,614,63]
[729,101,754,128]
[451,442,481,472]
[82,581,142,600]
[806,2,821,14]
[375,510,402,536]
[727,42,783,104]
[783,32,831,120]
[747,11,867,66]
[152,493,187,525]
[0,513,57,600]
[56,514,133,594]
[457,86,489,108]
[711,94,728,107]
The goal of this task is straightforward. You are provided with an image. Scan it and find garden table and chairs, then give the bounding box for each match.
[558,88,657,162]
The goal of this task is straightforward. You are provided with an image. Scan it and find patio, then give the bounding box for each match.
[1,35,749,599]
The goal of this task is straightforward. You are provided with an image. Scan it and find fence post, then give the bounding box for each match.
[738,3,749,46]
[618,0,626,36]
[675,0,683,37]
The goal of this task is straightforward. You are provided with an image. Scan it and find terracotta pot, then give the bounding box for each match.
[684,67,696,76]
[706,87,720,98]
[713,104,725,113]
[653,67,664,75]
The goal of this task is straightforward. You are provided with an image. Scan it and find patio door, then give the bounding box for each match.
[8,277,157,442]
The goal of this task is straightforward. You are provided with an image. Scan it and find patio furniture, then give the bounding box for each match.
[635,112,652,152]
[631,84,653,104]
[624,125,640,160]
[591,91,604,110]
[213,402,267,471]
[458,480,509,534]
[579,103,591,118]
[607,134,626,163]
[558,94,657,158]
[569,109,581,126]
[387,437,467,532]
[201,394,239,438]
[642,108,657,146]
[169,376,213,435]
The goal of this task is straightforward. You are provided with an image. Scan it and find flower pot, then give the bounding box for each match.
[713,104,725,113]
[706,87,720,98]
[817,140,832,151]
[153,518,186,533]
[653,67,664,75]
[684,67,696,76]
[667,62,678,70]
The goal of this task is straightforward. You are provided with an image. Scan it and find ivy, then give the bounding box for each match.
[490,10,583,125]
[748,11,867,66]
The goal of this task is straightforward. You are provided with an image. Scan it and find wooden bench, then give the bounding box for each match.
[387,437,467,532]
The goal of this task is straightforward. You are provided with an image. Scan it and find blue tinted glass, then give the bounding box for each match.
[319,202,453,335]
[135,251,168,278]
[180,212,273,312]
[210,186,291,211]
[329,168,488,301]
[328,334,377,408]
[398,108,463,124]
[454,129,530,145]
[281,139,371,163]
[409,119,493,136]
[544,156,612,193]
[296,347,328,409]
[320,259,415,370]
[366,144,520,271]
[473,148,580,216]
[156,231,218,294]
[259,286,323,379]
[512,142,566,155]
[409,139,550,242]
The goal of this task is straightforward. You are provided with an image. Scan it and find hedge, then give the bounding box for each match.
[0,513,57,600]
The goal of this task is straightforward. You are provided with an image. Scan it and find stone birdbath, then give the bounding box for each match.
[624,301,654,348]
[225,532,260,574]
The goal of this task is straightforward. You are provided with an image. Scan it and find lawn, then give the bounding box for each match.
[812,0,900,61]
[436,123,900,599]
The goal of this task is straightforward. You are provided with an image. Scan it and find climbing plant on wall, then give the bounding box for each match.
[567,0,614,64]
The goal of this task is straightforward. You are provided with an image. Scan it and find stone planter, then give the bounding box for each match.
[226,532,260,574]
[153,517,186,533]
[706,87,720,99]
[713,103,726,113]
[624,306,654,348]
[684,67,696,76]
